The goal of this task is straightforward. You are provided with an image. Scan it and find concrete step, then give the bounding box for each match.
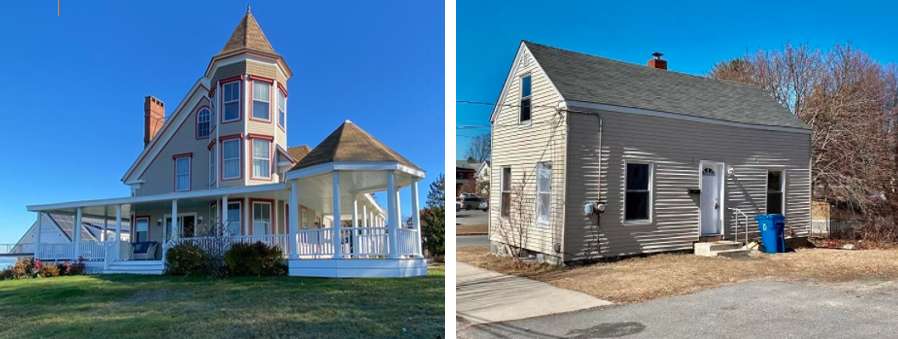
[715,248,751,259]
[103,269,163,275]
[105,261,164,275]
[694,241,744,257]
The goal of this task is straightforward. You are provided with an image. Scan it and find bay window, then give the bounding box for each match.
[252,138,271,179]
[222,81,240,121]
[252,80,271,121]
[222,139,241,179]
[277,89,286,129]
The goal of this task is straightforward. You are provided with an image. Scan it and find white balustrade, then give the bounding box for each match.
[397,228,419,257]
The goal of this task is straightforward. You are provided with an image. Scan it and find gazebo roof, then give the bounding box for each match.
[290,120,422,172]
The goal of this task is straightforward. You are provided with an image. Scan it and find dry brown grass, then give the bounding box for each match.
[458,246,898,303]
[457,224,488,235]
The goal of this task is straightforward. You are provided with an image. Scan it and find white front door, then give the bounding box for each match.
[700,162,724,235]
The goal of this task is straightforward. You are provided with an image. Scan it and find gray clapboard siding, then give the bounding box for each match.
[563,108,811,261]
[489,45,567,257]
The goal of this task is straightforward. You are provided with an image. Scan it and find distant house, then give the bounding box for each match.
[476,161,491,197]
[22,10,427,277]
[489,41,811,264]
[456,160,480,196]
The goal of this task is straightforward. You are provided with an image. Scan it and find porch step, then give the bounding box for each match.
[694,241,745,257]
[104,260,164,275]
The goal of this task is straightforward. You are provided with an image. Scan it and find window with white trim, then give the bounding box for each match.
[520,75,532,123]
[277,89,286,129]
[766,171,784,214]
[222,81,240,121]
[500,167,511,217]
[253,81,270,120]
[252,139,271,178]
[624,162,652,221]
[209,145,216,185]
[134,217,149,242]
[226,201,241,235]
[222,139,240,179]
[536,162,552,224]
[196,108,211,138]
[174,155,191,192]
[253,202,271,235]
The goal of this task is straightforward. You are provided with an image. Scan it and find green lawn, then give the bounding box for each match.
[0,266,444,338]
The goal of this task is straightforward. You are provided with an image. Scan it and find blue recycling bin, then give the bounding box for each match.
[755,214,786,253]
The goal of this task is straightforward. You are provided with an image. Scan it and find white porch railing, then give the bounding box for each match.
[170,234,290,258]
[78,241,106,261]
[397,228,419,257]
[0,243,34,255]
[36,243,74,261]
[293,227,421,259]
[296,228,335,258]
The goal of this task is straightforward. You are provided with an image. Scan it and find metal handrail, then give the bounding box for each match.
[728,207,749,244]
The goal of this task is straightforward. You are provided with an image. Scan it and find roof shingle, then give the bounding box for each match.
[291,121,422,171]
[220,11,277,56]
[523,41,808,129]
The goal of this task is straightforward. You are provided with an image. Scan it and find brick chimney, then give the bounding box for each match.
[144,96,165,146]
[647,52,667,70]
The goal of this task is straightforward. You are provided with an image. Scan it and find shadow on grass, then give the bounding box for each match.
[0,269,445,338]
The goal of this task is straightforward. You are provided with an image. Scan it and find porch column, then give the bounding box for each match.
[362,205,368,227]
[288,181,299,259]
[332,172,342,259]
[387,171,399,258]
[221,195,228,236]
[114,205,122,261]
[73,208,82,259]
[34,212,41,260]
[352,198,359,257]
[102,208,108,242]
[411,180,423,257]
[165,199,178,259]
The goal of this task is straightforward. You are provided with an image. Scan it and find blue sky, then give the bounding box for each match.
[0,1,443,242]
[457,0,898,159]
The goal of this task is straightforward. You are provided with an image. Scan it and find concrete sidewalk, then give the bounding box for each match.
[456,262,612,324]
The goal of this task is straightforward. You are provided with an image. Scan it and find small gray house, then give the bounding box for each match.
[488,41,811,264]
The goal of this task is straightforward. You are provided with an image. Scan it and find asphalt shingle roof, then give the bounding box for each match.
[291,121,422,171]
[220,10,277,56]
[524,41,808,129]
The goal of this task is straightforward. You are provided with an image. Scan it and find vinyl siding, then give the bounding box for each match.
[563,108,812,262]
[489,45,567,257]
[136,97,213,196]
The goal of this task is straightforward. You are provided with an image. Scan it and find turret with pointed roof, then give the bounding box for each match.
[204,8,291,78]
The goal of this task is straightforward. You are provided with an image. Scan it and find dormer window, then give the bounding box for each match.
[222,81,241,122]
[520,75,532,123]
[252,80,271,121]
[196,107,211,138]
[277,88,287,129]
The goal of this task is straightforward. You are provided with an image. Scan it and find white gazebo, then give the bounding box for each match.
[284,120,427,277]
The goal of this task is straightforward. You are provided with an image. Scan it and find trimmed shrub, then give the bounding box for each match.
[165,242,214,276]
[61,259,86,276]
[12,258,35,279]
[39,263,61,278]
[223,242,285,276]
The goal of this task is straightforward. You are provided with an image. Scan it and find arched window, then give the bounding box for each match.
[196,108,211,138]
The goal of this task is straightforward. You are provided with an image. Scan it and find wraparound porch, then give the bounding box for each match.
[25,164,426,277]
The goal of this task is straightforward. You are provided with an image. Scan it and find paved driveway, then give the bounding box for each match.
[458,235,489,248]
[457,209,488,226]
[457,263,612,325]
[459,280,898,338]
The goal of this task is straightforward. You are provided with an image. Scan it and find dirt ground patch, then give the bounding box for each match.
[458,246,898,303]
[457,224,488,235]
